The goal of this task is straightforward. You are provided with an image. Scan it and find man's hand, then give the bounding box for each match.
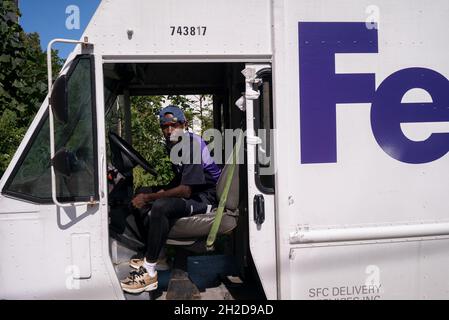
[131,185,191,208]
[132,193,153,209]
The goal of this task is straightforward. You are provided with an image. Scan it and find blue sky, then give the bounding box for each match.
[19,0,101,59]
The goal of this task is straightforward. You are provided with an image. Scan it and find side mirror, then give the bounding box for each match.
[50,75,68,124]
[52,148,75,177]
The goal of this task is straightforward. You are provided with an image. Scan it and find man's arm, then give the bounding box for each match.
[132,184,192,208]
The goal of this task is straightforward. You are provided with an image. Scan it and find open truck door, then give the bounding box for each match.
[243,64,278,300]
[0,45,122,299]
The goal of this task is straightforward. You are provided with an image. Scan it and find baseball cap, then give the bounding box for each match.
[159,105,186,126]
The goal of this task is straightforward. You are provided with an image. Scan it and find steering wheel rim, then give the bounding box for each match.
[108,132,157,176]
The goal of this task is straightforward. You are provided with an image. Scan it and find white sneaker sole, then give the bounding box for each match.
[122,282,158,294]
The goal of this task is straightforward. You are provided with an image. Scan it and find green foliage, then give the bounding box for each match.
[192,95,213,135]
[130,96,174,188]
[106,95,179,189]
[167,94,214,135]
[0,0,63,176]
[0,109,27,171]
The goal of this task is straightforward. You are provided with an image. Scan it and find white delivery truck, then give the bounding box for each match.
[1,0,449,300]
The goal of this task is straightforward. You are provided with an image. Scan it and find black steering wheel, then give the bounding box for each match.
[108,132,157,177]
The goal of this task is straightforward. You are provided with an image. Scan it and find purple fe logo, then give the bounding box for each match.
[299,22,449,164]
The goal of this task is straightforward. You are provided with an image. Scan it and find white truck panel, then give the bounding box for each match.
[0,201,121,299]
[290,237,449,300]
[273,0,449,299]
[84,0,272,58]
[276,0,449,228]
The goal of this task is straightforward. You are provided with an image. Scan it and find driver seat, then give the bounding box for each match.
[165,161,240,249]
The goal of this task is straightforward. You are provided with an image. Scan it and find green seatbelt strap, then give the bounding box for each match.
[206,132,243,250]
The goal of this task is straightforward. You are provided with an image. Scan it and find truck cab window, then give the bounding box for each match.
[4,56,98,203]
[254,69,275,193]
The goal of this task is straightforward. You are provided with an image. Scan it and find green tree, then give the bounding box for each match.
[130,96,175,188]
[191,95,213,135]
[0,0,63,176]
[167,95,214,134]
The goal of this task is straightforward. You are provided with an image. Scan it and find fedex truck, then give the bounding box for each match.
[1,0,449,300]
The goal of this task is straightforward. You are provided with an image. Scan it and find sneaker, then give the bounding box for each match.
[120,267,158,294]
[129,258,171,271]
[129,258,144,269]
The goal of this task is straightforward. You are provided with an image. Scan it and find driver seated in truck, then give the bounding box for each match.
[120,105,222,294]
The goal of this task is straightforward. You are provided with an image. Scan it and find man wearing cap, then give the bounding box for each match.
[120,105,222,294]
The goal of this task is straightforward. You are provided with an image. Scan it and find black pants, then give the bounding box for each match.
[144,197,188,262]
[132,195,213,263]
